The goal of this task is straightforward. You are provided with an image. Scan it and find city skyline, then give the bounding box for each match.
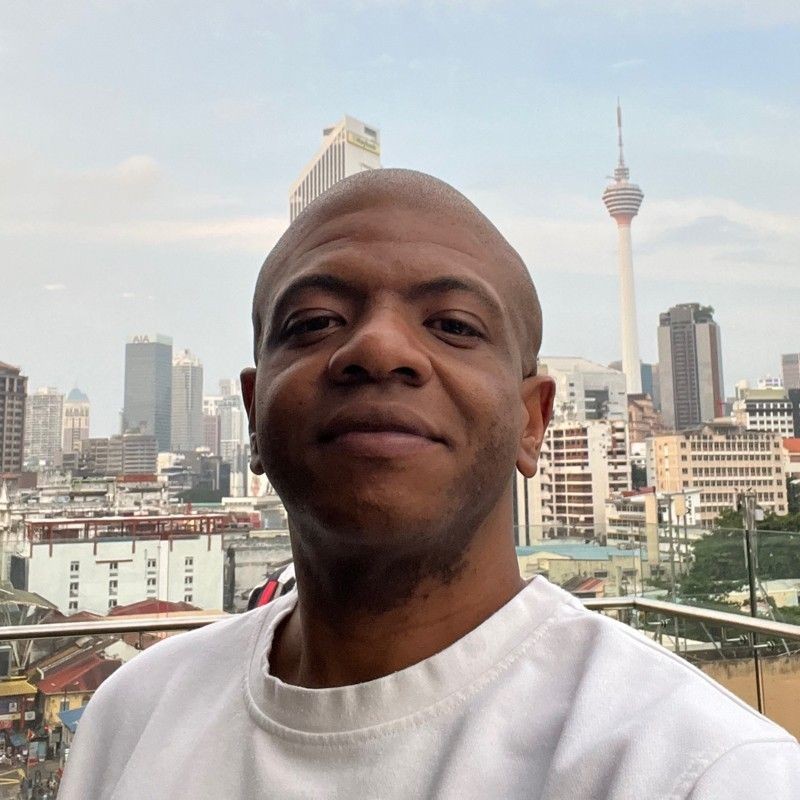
[3,3,798,436]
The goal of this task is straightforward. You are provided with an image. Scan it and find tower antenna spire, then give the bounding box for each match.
[617,97,625,167]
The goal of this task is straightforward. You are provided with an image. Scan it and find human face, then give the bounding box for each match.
[243,201,539,549]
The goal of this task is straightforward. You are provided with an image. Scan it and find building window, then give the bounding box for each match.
[70,561,79,573]
[69,582,79,598]
[184,576,193,586]
[109,562,118,571]
[184,594,193,603]
[147,578,156,587]
[184,557,194,568]
[108,599,118,608]
[147,559,157,569]
[60,699,70,712]
[68,601,78,611]
[109,580,118,595]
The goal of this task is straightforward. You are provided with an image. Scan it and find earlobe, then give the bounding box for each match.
[516,374,555,479]
[240,367,265,475]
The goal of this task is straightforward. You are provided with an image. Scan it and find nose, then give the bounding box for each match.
[327,307,433,387]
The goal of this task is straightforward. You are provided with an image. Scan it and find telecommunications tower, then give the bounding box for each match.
[602,101,644,395]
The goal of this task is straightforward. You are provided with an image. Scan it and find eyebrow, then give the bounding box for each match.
[405,276,504,319]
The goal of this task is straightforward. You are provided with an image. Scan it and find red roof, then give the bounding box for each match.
[108,599,199,616]
[37,654,121,695]
[783,438,800,454]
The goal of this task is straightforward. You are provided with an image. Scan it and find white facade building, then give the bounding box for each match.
[289,115,381,221]
[540,357,628,422]
[23,515,225,614]
[23,387,64,468]
[514,419,631,545]
[732,386,794,438]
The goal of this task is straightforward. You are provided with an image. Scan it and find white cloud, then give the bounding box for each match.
[496,194,800,290]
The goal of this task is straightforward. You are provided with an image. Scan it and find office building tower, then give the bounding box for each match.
[122,334,172,451]
[171,350,204,452]
[289,115,381,221]
[782,353,800,391]
[0,361,27,475]
[540,357,628,422]
[657,304,725,431]
[24,387,64,468]
[602,102,644,395]
[790,389,800,437]
[62,388,90,454]
[203,413,221,456]
[651,422,787,522]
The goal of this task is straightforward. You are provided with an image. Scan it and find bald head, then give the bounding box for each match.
[252,169,542,376]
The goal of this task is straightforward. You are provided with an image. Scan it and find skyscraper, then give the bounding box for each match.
[62,387,90,454]
[171,350,204,452]
[24,387,64,467]
[122,334,172,451]
[289,115,381,221]
[782,353,800,390]
[0,361,27,475]
[602,102,644,395]
[657,304,725,431]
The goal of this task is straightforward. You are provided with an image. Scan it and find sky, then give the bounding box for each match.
[2,0,799,436]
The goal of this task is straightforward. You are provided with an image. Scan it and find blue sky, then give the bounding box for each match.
[3,1,799,435]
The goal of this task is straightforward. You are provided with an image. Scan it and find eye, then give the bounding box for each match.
[427,317,483,338]
[282,313,344,340]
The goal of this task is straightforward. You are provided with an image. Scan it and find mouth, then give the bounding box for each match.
[318,408,447,458]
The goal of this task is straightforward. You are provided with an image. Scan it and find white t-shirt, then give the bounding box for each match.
[60,576,800,799]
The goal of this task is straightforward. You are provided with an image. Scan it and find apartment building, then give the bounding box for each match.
[514,419,630,544]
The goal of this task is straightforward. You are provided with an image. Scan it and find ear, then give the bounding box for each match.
[240,367,264,475]
[516,374,555,479]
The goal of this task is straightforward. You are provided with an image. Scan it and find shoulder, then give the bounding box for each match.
[530,580,797,786]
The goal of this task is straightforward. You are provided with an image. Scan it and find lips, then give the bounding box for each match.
[318,406,447,457]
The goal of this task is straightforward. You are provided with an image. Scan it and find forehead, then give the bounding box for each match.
[261,202,520,306]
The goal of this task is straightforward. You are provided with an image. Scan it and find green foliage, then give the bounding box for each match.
[680,518,800,602]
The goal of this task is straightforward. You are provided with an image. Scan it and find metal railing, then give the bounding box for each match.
[584,595,800,715]
[1,596,799,715]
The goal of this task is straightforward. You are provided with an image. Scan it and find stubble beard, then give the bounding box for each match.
[270,414,517,619]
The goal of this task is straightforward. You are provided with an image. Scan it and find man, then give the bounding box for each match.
[60,170,799,798]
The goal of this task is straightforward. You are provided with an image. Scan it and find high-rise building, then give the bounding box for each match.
[651,422,787,522]
[0,361,27,475]
[62,387,90,454]
[541,357,628,422]
[514,419,630,544]
[657,304,725,431]
[122,334,172,451]
[782,353,800,391]
[171,350,204,452]
[289,115,381,222]
[602,102,644,395]
[24,387,64,468]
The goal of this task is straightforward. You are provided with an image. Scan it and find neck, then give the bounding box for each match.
[269,498,524,688]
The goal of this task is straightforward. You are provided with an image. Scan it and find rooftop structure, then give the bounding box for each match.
[602,102,644,395]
